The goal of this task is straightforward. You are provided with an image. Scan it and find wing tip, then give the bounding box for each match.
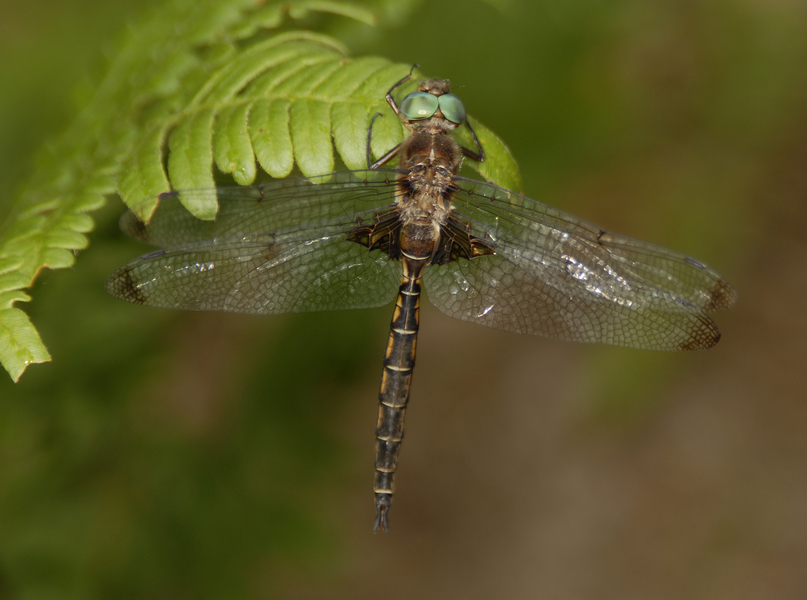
[119,210,150,242]
[105,265,148,305]
[677,315,723,351]
[707,277,738,311]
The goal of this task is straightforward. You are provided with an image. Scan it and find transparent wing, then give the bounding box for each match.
[109,170,406,314]
[423,178,736,351]
[450,177,736,313]
[424,254,721,350]
[121,170,404,247]
[106,231,400,314]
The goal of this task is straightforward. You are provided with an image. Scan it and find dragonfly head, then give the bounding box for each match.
[399,78,467,127]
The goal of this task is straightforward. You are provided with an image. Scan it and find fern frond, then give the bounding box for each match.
[123,42,520,221]
[0,0,520,381]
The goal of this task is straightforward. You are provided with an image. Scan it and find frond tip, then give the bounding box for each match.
[0,292,52,382]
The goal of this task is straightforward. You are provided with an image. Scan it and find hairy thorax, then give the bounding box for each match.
[395,127,462,225]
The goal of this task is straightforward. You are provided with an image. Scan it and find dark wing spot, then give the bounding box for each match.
[678,315,722,351]
[708,277,738,311]
[125,215,148,240]
[105,265,148,305]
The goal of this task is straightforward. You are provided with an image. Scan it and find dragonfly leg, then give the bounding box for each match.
[384,63,420,116]
[366,112,402,169]
[366,65,421,169]
[461,119,485,162]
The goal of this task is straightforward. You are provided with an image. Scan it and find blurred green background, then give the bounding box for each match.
[1,0,805,598]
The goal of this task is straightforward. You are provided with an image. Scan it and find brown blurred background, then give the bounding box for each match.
[1,0,805,598]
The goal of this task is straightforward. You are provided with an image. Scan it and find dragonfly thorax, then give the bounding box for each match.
[398,130,463,172]
[397,187,452,224]
[396,142,457,224]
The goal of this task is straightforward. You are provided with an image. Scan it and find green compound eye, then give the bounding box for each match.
[437,93,466,124]
[400,91,439,120]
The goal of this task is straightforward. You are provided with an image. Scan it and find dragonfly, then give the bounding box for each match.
[106,68,736,532]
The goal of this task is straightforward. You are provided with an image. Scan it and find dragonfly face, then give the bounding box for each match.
[106,71,736,533]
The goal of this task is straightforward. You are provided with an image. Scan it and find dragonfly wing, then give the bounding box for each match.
[122,170,403,246]
[424,253,721,350]
[106,232,400,314]
[586,232,736,311]
[425,177,736,350]
[450,178,737,314]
